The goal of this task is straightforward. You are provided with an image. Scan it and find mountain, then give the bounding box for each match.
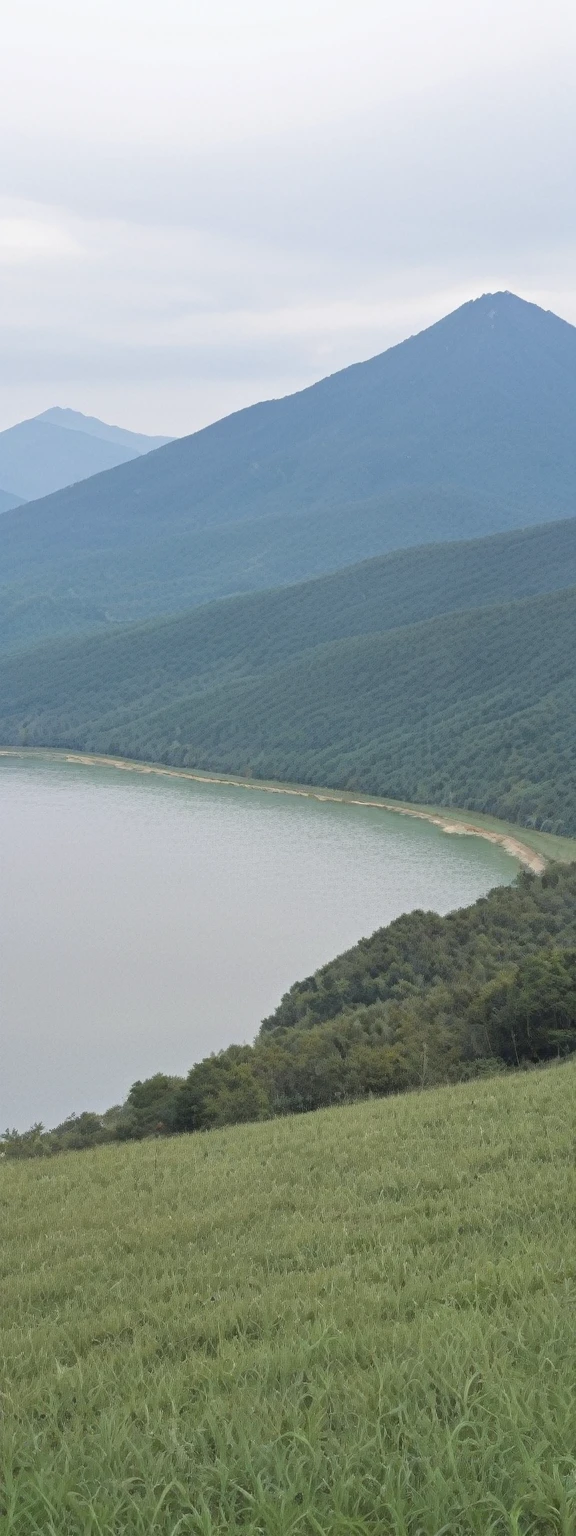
[35,407,172,454]
[2,508,576,654]
[2,523,576,833]
[0,488,25,515]
[1,291,576,649]
[0,409,173,501]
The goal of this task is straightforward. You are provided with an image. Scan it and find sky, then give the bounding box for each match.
[1,0,575,437]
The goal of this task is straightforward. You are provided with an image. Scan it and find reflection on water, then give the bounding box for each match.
[0,755,517,1128]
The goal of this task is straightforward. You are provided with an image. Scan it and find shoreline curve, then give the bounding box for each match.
[0,746,547,874]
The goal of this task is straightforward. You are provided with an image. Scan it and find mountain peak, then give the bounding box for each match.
[33,407,173,453]
[396,288,576,369]
[0,408,174,502]
[2,288,576,649]
[440,288,573,332]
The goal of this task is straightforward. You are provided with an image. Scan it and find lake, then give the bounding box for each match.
[0,754,518,1130]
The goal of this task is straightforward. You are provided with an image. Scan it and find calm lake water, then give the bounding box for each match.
[1,755,518,1129]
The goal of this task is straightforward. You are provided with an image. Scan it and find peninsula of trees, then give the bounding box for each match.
[6,862,576,1157]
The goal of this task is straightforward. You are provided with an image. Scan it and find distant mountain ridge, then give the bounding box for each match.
[35,407,172,454]
[0,408,173,502]
[1,291,576,646]
[0,488,25,515]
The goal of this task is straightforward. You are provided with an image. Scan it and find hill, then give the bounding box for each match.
[1,291,576,647]
[36,406,172,454]
[0,487,25,514]
[2,1064,575,1531]
[261,860,576,1045]
[0,407,173,502]
[8,859,576,1149]
[2,505,576,653]
[2,559,576,832]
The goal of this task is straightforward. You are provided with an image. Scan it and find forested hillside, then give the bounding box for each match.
[6,863,576,1153]
[2,291,576,648]
[140,866,576,1132]
[2,578,576,833]
[3,508,576,654]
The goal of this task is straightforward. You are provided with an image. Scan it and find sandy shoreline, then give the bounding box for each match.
[0,746,547,874]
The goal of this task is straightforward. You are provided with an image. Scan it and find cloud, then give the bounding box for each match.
[0,0,575,432]
[0,216,82,264]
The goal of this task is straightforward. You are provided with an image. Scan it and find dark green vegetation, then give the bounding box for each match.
[6,863,576,1156]
[2,1064,575,1533]
[2,291,576,648]
[3,543,576,829]
[0,407,172,503]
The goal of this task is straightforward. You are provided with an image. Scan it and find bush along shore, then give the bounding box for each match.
[4,862,576,1160]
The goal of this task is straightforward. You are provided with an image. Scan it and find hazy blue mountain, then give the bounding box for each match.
[0,488,25,515]
[35,407,172,453]
[1,291,576,642]
[0,410,174,501]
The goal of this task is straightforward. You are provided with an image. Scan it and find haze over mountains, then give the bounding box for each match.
[1,291,576,651]
[0,407,172,503]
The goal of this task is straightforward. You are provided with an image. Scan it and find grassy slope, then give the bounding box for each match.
[3,582,576,834]
[2,292,576,646]
[2,1064,575,1534]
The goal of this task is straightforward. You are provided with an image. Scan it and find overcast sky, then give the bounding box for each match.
[1,0,575,435]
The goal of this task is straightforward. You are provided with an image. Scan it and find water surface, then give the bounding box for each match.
[0,755,518,1128]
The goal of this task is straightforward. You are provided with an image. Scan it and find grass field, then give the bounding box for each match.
[2,1064,575,1535]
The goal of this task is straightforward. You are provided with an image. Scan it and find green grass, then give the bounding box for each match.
[2,1064,575,1534]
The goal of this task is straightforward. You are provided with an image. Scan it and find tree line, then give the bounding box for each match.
[1,579,576,833]
[5,864,576,1159]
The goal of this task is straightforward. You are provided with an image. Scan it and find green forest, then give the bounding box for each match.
[2,576,576,832]
[6,862,576,1158]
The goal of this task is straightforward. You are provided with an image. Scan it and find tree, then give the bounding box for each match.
[116,1073,184,1138]
[465,949,576,1065]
